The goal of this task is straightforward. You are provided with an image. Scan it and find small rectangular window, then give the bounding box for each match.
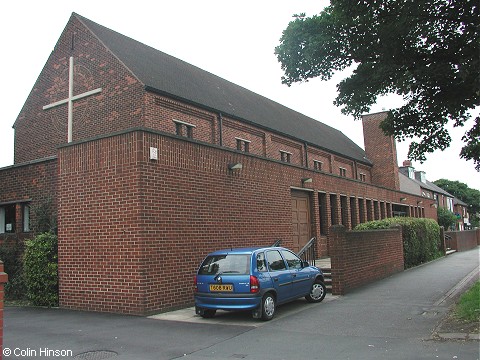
[23,204,30,233]
[173,120,196,139]
[280,150,292,163]
[339,167,347,177]
[359,173,366,182]
[1,204,16,233]
[235,138,250,153]
[313,160,322,171]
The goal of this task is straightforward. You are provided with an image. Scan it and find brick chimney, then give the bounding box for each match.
[362,111,400,190]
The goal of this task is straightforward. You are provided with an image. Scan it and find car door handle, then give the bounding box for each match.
[292,274,297,278]
[274,278,279,282]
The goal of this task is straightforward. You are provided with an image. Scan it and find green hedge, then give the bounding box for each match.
[355,217,443,269]
[23,232,58,307]
[0,240,26,300]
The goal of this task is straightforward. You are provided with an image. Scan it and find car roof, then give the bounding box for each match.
[207,247,287,256]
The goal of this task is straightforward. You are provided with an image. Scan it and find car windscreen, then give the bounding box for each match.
[198,254,250,275]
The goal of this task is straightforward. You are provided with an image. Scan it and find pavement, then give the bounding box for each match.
[3,247,480,360]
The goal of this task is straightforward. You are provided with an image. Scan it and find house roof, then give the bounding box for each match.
[74,13,371,165]
[454,197,467,207]
[398,168,455,198]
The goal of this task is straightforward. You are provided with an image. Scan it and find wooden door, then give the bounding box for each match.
[291,191,311,252]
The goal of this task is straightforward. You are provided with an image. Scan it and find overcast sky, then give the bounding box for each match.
[1,1,478,190]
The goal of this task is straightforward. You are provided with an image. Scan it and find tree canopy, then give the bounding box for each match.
[434,179,480,214]
[275,0,479,170]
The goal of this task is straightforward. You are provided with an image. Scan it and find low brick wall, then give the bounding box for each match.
[446,229,480,252]
[329,225,404,295]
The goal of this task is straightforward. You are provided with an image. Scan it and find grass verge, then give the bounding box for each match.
[455,281,480,322]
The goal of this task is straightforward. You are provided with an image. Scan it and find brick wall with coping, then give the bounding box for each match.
[58,129,422,314]
[445,229,480,252]
[329,224,404,295]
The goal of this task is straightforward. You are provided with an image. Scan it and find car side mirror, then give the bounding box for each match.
[302,260,310,268]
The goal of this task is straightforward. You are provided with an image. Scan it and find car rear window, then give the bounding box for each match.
[198,254,250,275]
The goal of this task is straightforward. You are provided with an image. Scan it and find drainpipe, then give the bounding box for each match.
[304,142,309,168]
[218,113,223,146]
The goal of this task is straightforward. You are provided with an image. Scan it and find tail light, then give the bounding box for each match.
[250,275,260,293]
[194,275,198,292]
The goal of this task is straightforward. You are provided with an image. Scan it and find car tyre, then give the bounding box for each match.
[200,309,216,318]
[306,280,326,303]
[261,293,276,321]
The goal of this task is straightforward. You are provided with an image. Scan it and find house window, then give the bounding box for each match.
[280,150,292,163]
[339,167,347,177]
[359,173,366,182]
[313,160,323,171]
[235,138,250,153]
[23,204,30,233]
[173,120,196,139]
[0,204,16,234]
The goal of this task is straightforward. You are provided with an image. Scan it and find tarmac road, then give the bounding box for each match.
[4,248,479,360]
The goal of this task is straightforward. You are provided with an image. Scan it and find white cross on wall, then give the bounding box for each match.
[43,56,102,143]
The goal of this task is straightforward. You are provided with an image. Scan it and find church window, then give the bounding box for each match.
[0,204,16,234]
[173,120,196,139]
[235,138,250,153]
[280,150,291,163]
[23,204,30,233]
[313,160,322,171]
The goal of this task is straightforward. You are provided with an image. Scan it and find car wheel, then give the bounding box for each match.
[200,309,216,318]
[261,293,276,321]
[306,280,326,303]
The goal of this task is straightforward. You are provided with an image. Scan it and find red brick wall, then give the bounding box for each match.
[58,132,144,314]
[446,229,480,252]
[14,15,144,164]
[362,112,400,190]
[0,158,58,240]
[58,129,430,314]
[329,225,404,295]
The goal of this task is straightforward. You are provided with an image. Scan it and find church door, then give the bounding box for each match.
[291,191,312,253]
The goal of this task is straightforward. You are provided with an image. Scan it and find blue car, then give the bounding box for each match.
[194,246,326,320]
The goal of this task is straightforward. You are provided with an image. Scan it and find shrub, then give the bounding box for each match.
[355,217,443,269]
[0,239,26,300]
[23,232,58,307]
[436,207,457,231]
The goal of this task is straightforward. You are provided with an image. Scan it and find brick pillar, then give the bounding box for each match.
[329,225,346,295]
[439,226,446,254]
[0,261,8,360]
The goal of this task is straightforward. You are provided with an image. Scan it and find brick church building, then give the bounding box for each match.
[0,13,437,315]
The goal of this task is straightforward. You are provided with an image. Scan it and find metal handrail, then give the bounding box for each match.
[297,237,317,266]
[271,239,282,247]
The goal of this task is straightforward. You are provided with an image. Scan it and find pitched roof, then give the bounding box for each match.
[74,13,371,165]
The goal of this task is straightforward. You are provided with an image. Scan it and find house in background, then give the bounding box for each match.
[454,197,470,230]
[399,160,455,211]
[0,13,437,315]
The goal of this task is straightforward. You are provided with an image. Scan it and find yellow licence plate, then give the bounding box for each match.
[209,284,233,292]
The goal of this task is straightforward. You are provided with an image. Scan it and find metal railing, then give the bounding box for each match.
[297,237,317,266]
[444,234,453,252]
[271,239,282,247]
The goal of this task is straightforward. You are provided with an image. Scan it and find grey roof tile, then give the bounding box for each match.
[75,13,371,165]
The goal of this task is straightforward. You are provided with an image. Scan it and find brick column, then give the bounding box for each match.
[329,225,346,295]
[0,261,8,360]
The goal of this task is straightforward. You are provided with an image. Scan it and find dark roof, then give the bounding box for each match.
[426,180,454,197]
[74,13,371,165]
